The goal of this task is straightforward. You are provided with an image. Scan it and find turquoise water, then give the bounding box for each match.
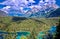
[16,32,30,39]
[0,32,30,39]
[38,31,45,39]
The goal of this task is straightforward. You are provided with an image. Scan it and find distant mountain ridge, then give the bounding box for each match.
[0,0,59,17]
[47,8,60,17]
[28,8,60,18]
[0,10,7,16]
[0,8,60,18]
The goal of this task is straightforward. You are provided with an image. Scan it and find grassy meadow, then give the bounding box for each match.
[0,17,59,39]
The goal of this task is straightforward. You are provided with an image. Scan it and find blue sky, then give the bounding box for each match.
[56,0,60,6]
[0,0,60,17]
[34,0,60,6]
[0,0,6,2]
[0,0,60,6]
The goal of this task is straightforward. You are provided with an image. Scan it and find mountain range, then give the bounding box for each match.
[0,8,60,18]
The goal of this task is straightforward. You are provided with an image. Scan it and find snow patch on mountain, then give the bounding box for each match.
[0,0,59,17]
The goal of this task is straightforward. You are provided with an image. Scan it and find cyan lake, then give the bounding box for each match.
[16,32,30,39]
[0,31,30,39]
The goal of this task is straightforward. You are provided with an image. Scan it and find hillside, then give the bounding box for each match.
[0,17,59,32]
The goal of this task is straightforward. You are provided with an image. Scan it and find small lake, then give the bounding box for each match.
[0,31,30,39]
[16,32,30,39]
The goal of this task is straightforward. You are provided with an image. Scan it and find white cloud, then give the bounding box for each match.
[45,0,49,2]
[0,0,59,15]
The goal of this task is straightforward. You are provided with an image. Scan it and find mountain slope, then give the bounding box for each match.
[0,10,7,16]
[47,8,60,17]
[0,17,59,32]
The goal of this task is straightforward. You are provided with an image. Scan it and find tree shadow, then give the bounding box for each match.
[12,17,28,23]
[55,18,60,39]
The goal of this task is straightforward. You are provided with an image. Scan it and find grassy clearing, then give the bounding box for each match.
[0,17,59,32]
[0,17,59,39]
